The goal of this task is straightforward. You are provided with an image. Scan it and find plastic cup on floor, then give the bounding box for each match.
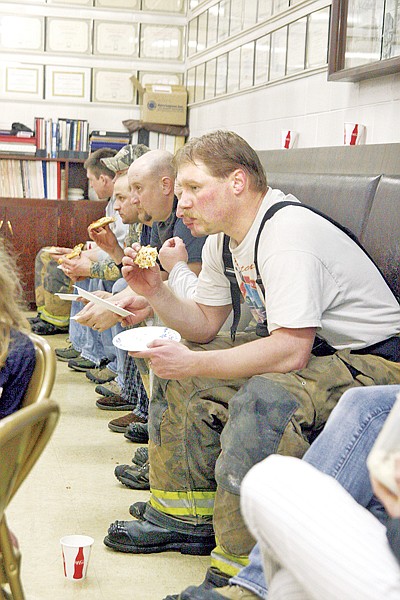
[60,534,94,581]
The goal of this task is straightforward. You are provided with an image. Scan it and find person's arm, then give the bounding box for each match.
[74,286,153,331]
[123,244,316,379]
[122,243,229,341]
[88,226,124,265]
[132,326,315,380]
[159,237,198,299]
[89,258,121,281]
[59,253,93,281]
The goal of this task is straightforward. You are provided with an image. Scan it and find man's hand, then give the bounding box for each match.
[130,339,195,379]
[88,225,120,257]
[90,290,112,300]
[122,243,163,298]
[118,294,154,327]
[371,455,400,518]
[59,253,93,281]
[159,237,188,273]
[47,246,72,258]
[73,301,120,332]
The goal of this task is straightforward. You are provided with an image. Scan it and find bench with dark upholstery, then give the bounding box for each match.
[266,173,381,240]
[258,143,400,299]
[263,171,400,300]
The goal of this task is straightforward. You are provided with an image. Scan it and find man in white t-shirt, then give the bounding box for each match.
[104,130,400,589]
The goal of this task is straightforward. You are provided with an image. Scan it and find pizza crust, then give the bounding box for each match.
[87,216,116,232]
[57,243,84,264]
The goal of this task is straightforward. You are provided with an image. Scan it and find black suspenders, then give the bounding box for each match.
[223,201,399,341]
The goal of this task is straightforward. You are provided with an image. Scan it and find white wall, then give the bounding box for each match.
[187,69,400,150]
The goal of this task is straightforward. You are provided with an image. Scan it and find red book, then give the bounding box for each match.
[0,135,36,144]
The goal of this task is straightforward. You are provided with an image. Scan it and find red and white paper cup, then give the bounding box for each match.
[344,123,366,145]
[60,535,94,581]
[281,130,297,149]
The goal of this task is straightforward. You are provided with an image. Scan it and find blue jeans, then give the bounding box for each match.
[70,278,116,368]
[232,384,400,599]
[106,278,128,388]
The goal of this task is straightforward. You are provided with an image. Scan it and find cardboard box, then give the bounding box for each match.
[131,76,187,126]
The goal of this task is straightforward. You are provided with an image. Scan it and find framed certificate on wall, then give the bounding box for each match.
[286,17,306,75]
[204,58,216,99]
[1,63,43,98]
[215,53,228,95]
[92,68,134,103]
[46,18,91,54]
[329,0,400,80]
[197,11,208,52]
[195,63,205,102]
[140,24,183,60]
[306,7,330,69]
[186,67,196,103]
[94,0,140,7]
[227,47,240,93]
[270,26,287,80]
[47,0,93,4]
[139,71,183,86]
[94,21,138,56]
[239,41,255,89]
[0,15,44,52]
[142,0,185,11]
[254,34,270,85]
[45,65,91,101]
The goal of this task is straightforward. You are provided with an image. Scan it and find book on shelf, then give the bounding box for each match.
[0,133,37,155]
[131,129,185,153]
[0,158,62,199]
[89,130,130,153]
[35,117,89,159]
[91,130,130,141]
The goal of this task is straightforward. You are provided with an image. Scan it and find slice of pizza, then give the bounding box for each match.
[58,243,84,264]
[134,245,158,269]
[87,216,116,232]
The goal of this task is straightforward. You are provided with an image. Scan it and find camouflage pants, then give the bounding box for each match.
[35,248,72,327]
[146,332,400,566]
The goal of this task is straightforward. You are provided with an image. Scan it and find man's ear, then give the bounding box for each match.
[161,176,174,195]
[231,169,246,194]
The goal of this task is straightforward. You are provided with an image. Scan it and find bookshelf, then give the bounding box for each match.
[0,156,88,200]
[0,154,106,305]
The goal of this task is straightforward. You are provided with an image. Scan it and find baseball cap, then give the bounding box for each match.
[100,143,150,173]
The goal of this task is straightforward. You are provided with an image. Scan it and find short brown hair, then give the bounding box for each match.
[84,148,117,179]
[173,130,267,193]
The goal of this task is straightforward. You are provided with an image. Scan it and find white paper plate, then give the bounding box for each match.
[73,285,131,318]
[113,326,181,351]
[55,293,80,301]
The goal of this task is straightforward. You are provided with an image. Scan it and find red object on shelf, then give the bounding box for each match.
[0,135,36,144]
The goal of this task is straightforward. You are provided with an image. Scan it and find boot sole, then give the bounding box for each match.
[124,433,149,443]
[103,536,214,555]
[131,456,148,467]
[108,424,130,433]
[56,355,79,362]
[87,373,117,384]
[68,364,96,372]
[116,475,149,489]
[96,402,132,411]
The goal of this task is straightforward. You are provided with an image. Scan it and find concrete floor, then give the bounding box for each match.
[7,332,209,600]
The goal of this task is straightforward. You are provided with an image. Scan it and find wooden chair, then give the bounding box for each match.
[0,399,60,600]
[21,334,57,407]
